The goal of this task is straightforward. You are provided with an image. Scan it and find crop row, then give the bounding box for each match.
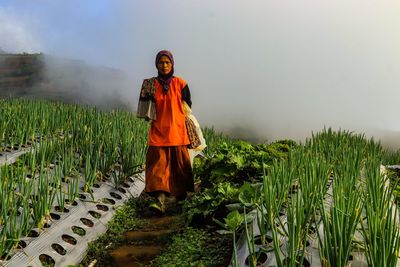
[0,98,149,259]
[216,128,400,267]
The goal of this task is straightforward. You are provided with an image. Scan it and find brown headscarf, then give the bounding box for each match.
[155,50,174,92]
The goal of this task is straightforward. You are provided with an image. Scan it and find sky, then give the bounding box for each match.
[1,0,400,146]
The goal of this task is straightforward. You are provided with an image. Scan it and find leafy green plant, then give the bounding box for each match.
[183,182,240,225]
[213,210,245,267]
[194,140,296,189]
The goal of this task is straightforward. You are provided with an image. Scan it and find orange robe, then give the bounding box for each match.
[148,77,190,146]
[145,76,193,197]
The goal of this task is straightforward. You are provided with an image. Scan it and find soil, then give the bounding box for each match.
[39,254,55,266]
[110,245,164,267]
[62,234,77,245]
[72,225,86,236]
[80,218,94,227]
[51,243,67,255]
[109,198,184,267]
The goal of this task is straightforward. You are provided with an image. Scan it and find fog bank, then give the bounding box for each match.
[1,1,400,148]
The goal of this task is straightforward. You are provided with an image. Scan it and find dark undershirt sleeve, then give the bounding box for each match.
[181,84,192,108]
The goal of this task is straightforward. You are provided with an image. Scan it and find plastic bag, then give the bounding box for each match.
[182,101,207,165]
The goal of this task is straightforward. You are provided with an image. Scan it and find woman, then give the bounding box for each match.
[141,50,194,213]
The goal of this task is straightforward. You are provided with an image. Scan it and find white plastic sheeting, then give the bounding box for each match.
[2,172,145,267]
[0,146,32,166]
[231,168,400,267]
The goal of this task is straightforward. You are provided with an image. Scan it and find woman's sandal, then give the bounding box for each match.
[149,201,165,215]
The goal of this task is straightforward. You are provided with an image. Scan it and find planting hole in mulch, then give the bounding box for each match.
[283,256,311,267]
[16,210,21,216]
[93,183,100,188]
[308,225,317,235]
[55,206,70,213]
[50,213,61,220]
[1,252,12,260]
[127,177,135,183]
[118,187,127,194]
[102,198,116,205]
[110,192,122,200]
[80,187,94,193]
[66,199,78,206]
[28,230,39,237]
[51,243,67,255]
[122,182,130,188]
[17,240,27,249]
[26,174,33,179]
[89,210,101,219]
[44,223,51,228]
[289,188,298,195]
[72,225,86,236]
[62,234,77,245]
[254,235,273,246]
[96,204,109,211]
[39,254,55,267]
[348,253,354,261]
[245,251,268,266]
[48,182,58,188]
[79,193,87,200]
[80,217,94,227]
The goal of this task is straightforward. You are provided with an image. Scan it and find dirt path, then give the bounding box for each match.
[109,199,184,267]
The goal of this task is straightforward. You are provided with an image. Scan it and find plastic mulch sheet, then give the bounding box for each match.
[3,172,145,267]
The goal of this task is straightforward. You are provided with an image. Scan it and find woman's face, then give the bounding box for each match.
[157,55,172,75]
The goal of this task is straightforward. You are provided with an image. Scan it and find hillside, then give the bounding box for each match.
[0,53,44,93]
[0,52,131,110]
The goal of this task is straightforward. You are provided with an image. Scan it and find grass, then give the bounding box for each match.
[148,227,232,267]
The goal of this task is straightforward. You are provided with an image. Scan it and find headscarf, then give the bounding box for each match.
[155,50,174,92]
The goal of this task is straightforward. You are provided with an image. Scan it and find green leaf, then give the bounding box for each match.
[239,183,257,206]
[225,203,243,211]
[228,154,246,169]
[239,182,263,207]
[224,210,244,231]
